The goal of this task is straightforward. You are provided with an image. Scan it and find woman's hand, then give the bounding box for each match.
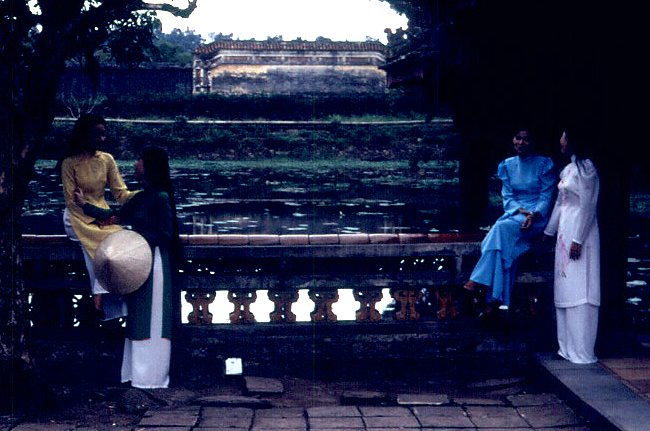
[569,241,582,260]
[73,188,87,207]
[96,215,120,227]
[521,211,536,229]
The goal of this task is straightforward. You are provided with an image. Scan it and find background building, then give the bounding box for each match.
[192,40,387,95]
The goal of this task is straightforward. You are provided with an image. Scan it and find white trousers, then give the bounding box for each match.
[63,209,126,320]
[121,247,171,389]
[556,303,599,364]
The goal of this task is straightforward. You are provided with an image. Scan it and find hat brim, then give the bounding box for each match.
[94,230,152,295]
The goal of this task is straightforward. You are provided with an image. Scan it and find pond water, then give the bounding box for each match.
[22,160,463,235]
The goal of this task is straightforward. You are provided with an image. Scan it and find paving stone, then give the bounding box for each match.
[341,390,393,405]
[309,429,364,431]
[251,428,306,431]
[138,409,199,427]
[197,414,253,428]
[252,415,307,429]
[193,395,272,408]
[465,405,529,428]
[628,379,650,393]
[537,427,591,431]
[601,357,650,369]
[485,386,523,396]
[307,406,361,417]
[398,429,476,431]
[607,367,650,381]
[363,415,420,428]
[412,405,474,428]
[137,388,198,407]
[76,428,132,431]
[453,396,505,406]
[359,406,413,417]
[255,407,306,418]
[245,376,285,395]
[9,424,75,431]
[466,377,526,389]
[358,429,402,431]
[132,427,191,431]
[308,416,365,429]
[517,404,582,428]
[507,392,562,406]
[396,393,449,406]
[194,428,248,431]
[201,406,254,418]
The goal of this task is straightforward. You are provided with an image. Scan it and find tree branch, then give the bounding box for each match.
[140,0,198,18]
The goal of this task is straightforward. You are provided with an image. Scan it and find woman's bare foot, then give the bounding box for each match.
[463,280,477,291]
[93,294,102,311]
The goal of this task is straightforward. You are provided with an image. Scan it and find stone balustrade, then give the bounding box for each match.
[22,232,552,328]
[21,233,554,378]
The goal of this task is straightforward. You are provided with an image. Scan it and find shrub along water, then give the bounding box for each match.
[54,89,441,121]
[43,118,460,163]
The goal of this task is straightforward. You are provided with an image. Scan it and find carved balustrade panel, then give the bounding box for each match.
[435,286,460,319]
[353,289,383,322]
[268,289,299,323]
[185,291,216,325]
[228,291,257,324]
[391,288,422,321]
[309,289,339,322]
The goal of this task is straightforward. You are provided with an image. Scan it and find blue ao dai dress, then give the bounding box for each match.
[469,154,555,307]
[544,156,600,364]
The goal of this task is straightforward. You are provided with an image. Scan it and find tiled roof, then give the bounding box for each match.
[194,40,387,57]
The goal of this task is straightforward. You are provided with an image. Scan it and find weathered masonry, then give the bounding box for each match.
[22,233,554,379]
[192,40,388,95]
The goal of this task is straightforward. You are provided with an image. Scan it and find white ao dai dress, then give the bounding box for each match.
[544,156,600,364]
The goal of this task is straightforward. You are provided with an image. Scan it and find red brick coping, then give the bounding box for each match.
[22,233,485,246]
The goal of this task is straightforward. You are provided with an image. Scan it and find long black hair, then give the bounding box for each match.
[141,145,173,196]
[65,113,106,158]
[562,129,596,176]
[56,114,107,180]
[140,145,183,337]
[140,145,182,258]
[140,145,179,239]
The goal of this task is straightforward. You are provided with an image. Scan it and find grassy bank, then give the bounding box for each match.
[42,118,460,163]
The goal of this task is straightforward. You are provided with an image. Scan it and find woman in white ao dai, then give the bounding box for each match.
[544,131,600,364]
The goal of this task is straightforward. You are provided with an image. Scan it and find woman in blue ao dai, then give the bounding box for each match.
[464,130,555,313]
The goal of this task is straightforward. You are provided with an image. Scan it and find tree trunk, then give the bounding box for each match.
[0,29,68,413]
[0,136,35,410]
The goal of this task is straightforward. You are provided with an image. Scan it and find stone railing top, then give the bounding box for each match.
[22,233,485,247]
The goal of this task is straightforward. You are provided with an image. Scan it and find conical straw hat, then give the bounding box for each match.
[94,230,152,295]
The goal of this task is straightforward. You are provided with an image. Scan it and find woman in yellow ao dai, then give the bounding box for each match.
[60,114,136,317]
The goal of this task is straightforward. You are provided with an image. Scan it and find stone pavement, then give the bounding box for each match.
[5,391,593,431]
[538,353,650,431]
[7,355,650,431]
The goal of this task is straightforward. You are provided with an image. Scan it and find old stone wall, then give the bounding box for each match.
[193,42,388,95]
[207,65,386,95]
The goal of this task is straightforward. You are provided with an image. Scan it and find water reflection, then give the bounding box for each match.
[23,162,462,235]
